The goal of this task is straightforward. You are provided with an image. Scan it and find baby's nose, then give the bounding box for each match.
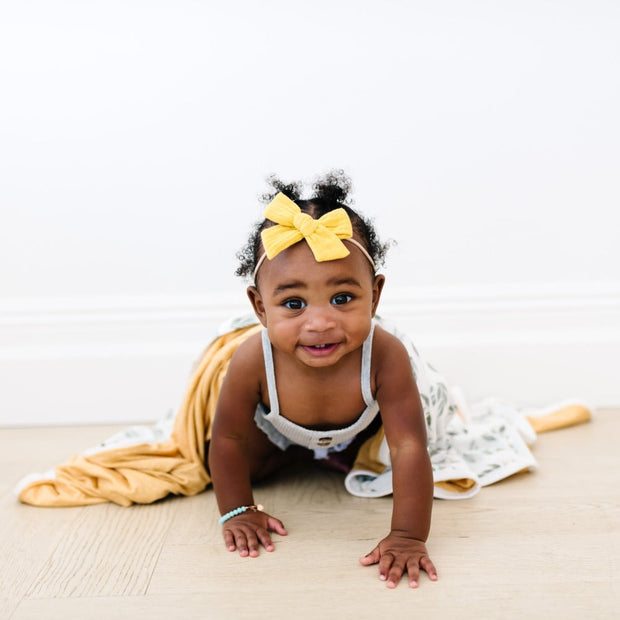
[303,306,336,331]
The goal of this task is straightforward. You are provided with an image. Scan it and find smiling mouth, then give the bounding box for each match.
[302,343,339,356]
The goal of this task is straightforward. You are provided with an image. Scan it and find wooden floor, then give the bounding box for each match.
[1,411,619,620]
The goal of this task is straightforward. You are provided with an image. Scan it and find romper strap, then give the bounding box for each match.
[261,328,280,416]
[361,322,376,406]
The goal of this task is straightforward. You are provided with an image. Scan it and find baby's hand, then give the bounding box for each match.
[222,511,287,557]
[359,531,438,588]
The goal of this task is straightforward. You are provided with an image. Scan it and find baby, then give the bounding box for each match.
[208,171,437,588]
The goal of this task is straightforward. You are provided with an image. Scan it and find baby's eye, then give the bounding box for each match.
[283,298,306,310]
[331,293,353,306]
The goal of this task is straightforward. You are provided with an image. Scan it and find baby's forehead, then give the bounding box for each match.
[257,240,374,288]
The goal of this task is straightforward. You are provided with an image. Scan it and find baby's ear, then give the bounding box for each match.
[371,274,386,317]
[247,286,267,326]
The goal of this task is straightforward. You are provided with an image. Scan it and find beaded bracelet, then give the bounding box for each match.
[219,504,264,525]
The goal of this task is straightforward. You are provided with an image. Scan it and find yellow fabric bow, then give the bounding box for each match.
[261,192,353,262]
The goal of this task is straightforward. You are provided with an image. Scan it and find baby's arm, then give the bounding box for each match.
[208,337,287,557]
[359,329,437,588]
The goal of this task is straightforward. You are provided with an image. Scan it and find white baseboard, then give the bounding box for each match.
[1,283,618,426]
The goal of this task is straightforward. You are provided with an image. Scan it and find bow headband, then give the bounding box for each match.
[254,193,375,278]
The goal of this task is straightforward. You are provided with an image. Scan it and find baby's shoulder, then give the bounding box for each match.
[371,324,413,378]
[228,331,265,374]
[372,324,409,359]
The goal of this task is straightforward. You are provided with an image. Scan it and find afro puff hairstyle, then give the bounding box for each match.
[236,170,390,280]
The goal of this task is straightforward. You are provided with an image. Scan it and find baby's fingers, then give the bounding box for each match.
[256,527,275,553]
[382,555,407,589]
[407,554,438,587]
[406,559,421,588]
[243,529,261,557]
[359,546,380,566]
[420,555,438,581]
[223,527,238,553]
[222,526,256,557]
[266,516,287,536]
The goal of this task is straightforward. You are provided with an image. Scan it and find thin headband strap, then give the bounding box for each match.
[347,238,377,271]
[253,237,376,281]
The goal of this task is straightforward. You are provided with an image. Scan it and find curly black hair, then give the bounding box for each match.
[236,170,390,279]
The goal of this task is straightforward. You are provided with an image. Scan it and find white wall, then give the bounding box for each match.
[1,1,619,426]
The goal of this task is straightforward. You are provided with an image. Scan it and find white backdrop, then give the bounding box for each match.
[1,1,619,425]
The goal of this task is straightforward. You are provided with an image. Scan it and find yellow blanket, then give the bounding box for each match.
[18,324,259,506]
[16,320,591,507]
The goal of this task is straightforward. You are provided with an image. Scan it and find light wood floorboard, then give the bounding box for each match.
[1,412,618,619]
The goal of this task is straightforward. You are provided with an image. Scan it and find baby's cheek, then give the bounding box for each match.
[268,325,295,349]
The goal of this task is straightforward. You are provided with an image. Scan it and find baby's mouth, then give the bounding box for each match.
[302,343,339,356]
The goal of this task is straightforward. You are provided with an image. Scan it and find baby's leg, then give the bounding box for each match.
[246,421,312,481]
[205,421,311,482]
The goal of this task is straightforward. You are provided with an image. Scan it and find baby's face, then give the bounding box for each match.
[248,240,384,369]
